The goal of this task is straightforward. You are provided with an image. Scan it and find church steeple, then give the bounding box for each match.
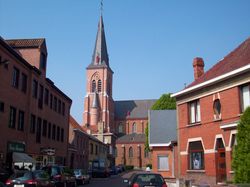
[87,12,109,68]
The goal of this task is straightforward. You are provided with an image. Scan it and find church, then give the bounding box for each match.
[83,11,156,168]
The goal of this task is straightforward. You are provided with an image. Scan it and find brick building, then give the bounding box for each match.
[83,12,155,168]
[0,37,72,171]
[171,37,250,184]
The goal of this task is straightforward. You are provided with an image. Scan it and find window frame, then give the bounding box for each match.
[44,88,49,105]
[129,147,133,158]
[20,73,27,93]
[12,67,19,88]
[188,141,205,170]
[9,106,16,129]
[30,114,36,133]
[92,80,96,92]
[189,100,201,124]
[36,117,42,143]
[132,123,137,133]
[38,84,44,109]
[98,80,101,92]
[119,123,122,133]
[42,120,47,137]
[157,154,169,171]
[32,80,38,98]
[145,148,149,158]
[240,85,250,112]
[18,110,25,131]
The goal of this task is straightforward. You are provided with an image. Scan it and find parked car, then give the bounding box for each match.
[0,169,9,183]
[115,166,122,173]
[124,173,167,187]
[92,159,110,178]
[42,166,76,187]
[6,170,56,187]
[72,169,90,185]
[118,164,126,171]
[109,166,117,175]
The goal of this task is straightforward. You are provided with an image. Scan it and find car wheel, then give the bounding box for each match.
[64,182,67,187]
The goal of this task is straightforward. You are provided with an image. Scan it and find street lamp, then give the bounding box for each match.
[0,59,11,66]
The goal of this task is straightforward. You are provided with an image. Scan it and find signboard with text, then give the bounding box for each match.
[7,141,25,153]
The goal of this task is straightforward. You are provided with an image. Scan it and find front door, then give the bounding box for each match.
[217,139,226,182]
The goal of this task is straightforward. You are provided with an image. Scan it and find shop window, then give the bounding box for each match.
[157,154,169,171]
[189,100,201,124]
[213,99,221,115]
[119,123,122,133]
[188,141,204,169]
[129,147,133,158]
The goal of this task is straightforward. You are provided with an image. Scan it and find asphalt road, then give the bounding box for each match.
[78,169,143,187]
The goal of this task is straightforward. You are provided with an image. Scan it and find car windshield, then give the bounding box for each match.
[9,172,31,180]
[99,161,105,168]
[136,174,164,183]
[73,170,79,175]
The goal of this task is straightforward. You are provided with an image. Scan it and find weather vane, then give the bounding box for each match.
[100,0,103,13]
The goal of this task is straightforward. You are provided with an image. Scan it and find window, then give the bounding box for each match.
[18,110,24,131]
[52,125,56,140]
[98,80,101,92]
[119,123,122,133]
[57,126,60,141]
[30,115,36,133]
[95,145,98,155]
[0,102,5,112]
[133,123,137,133]
[115,148,118,157]
[62,103,65,116]
[36,118,42,143]
[44,89,49,105]
[231,134,237,158]
[129,147,133,158]
[9,106,16,128]
[48,123,51,138]
[241,85,250,112]
[61,128,64,142]
[90,143,93,154]
[20,73,27,93]
[40,53,46,70]
[12,67,19,88]
[92,80,96,92]
[157,154,169,171]
[213,99,221,116]
[38,84,44,109]
[32,80,38,98]
[188,141,204,169]
[145,148,149,158]
[58,100,61,114]
[53,97,57,111]
[189,100,201,123]
[42,120,47,137]
[49,94,53,109]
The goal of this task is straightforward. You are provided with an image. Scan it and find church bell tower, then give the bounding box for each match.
[83,11,115,133]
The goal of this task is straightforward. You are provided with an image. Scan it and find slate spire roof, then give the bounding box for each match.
[91,90,99,108]
[87,12,110,69]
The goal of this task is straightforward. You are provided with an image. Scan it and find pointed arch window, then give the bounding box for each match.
[98,80,101,92]
[129,147,133,158]
[119,123,122,133]
[92,80,96,92]
[133,123,137,133]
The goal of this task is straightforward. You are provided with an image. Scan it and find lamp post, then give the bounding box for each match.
[0,59,11,66]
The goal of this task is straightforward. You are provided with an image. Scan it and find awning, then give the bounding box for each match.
[12,152,35,163]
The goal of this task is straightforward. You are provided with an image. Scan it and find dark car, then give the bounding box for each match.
[42,166,76,187]
[92,159,110,178]
[6,170,56,187]
[109,166,117,175]
[0,169,9,183]
[115,166,122,173]
[72,169,90,185]
[118,164,126,172]
[124,173,167,187]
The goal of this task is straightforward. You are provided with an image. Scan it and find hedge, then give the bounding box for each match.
[146,163,152,169]
[125,165,134,170]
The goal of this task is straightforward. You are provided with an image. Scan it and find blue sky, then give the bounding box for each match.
[1,0,250,125]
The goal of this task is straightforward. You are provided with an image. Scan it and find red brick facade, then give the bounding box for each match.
[0,37,72,171]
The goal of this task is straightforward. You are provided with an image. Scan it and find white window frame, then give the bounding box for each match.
[157,154,169,171]
[242,85,250,111]
[190,100,201,123]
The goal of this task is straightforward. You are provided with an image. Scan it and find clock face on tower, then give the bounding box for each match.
[94,73,100,80]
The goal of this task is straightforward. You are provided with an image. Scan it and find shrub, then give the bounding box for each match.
[146,163,152,169]
[125,165,134,170]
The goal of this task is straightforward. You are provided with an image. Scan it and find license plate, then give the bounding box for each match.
[14,185,24,187]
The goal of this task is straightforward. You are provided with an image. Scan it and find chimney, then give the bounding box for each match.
[193,57,204,81]
[87,129,92,135]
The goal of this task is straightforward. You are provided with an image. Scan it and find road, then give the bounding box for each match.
[78,169,143,187]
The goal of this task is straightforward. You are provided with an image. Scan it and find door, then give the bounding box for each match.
[217,139,226,182]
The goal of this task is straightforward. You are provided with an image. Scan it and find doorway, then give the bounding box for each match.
[217,138,226,182]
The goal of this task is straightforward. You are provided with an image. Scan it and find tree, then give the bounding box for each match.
[144,93,176,152]
[231,106,250,183]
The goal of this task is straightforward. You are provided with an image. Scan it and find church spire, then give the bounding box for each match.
[87,11,109,68]
[91,90,99,108]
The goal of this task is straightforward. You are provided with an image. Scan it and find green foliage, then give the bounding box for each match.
[146,163,152,169]
[145,93,176,151]
[231,106,250,183]
[81,170,86,175]
[125,165,134,170]
[151,93,176,110]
